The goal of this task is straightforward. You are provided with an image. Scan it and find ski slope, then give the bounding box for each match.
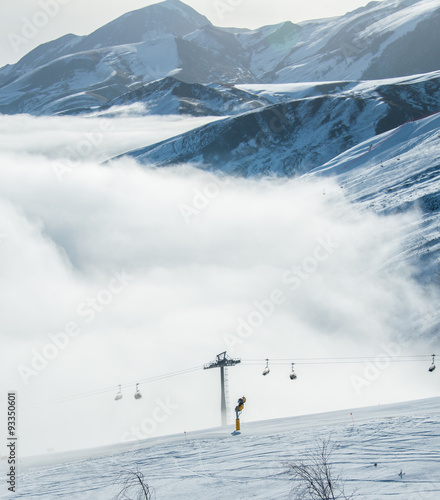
[7,398,440,499]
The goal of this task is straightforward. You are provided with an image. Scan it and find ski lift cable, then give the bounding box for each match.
[21,354,436,412]
[22,366,202,411]
[242,359,432,366]
[241,355,433,366]
[244,360,430,366]
[243,355,431,361]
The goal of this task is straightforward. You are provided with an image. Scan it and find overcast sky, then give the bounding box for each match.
[0,0,384,67]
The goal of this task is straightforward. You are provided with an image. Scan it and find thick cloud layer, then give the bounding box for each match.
[0,113,437,456]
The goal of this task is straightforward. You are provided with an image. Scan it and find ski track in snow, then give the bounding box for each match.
[7,398,440,499]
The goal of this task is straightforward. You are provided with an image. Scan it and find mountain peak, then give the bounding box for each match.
[145,0,208,17]
[158,0,198,11]
[78,0,211,50]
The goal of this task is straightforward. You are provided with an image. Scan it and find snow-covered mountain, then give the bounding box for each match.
[120,71,440,176]
[1,0,440,115]
[0,0,215,115]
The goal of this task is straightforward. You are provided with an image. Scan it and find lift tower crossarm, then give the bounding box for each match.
[203,352,241,370]
[204,352,241,426]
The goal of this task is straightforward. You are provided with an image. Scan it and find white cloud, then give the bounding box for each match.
[0,113,437,456]
[0,112,218,160]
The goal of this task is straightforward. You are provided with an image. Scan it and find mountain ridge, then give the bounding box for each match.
[1,0,440,116]
[117,71,440,177]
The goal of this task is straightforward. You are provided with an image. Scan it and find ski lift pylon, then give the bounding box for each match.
[134,383,142,399]
[290,362,297,380]
[429,354,436,373]
[262,359,270,376]
[114,384,123,401]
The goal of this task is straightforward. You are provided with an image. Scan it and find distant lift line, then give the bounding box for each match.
[251,356,437,379]
[22,354,436,412]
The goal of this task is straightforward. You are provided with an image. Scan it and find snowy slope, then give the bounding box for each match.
[0,36,183,116]
[271,0,440,83]
[99,77,271,117]
[9,398,440,499]
[1,0,440,115]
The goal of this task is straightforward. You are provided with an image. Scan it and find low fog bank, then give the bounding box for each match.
[0,113,438,456]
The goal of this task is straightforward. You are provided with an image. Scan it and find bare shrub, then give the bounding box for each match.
[287,439,354,500]
[113,469,153,500]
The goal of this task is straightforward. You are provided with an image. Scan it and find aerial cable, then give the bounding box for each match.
[22,354,436,412]
[242,355,432,366]
[22,365,201,411]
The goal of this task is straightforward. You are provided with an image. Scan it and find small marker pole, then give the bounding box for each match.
[184,431,187,442]
[350,412,355,425]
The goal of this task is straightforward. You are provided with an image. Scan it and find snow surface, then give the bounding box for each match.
[7,398,440,499]
[359,0,440,40]
[237,70,440,101]
[270,0,440,83]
